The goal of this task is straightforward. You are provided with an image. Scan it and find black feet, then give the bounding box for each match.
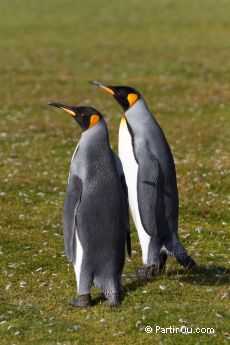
[135,265,159,279]
[69,294,92,307]
[70,292,120,308]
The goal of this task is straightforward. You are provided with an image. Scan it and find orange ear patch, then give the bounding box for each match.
[127,93,138,107]
[89,114,100,128]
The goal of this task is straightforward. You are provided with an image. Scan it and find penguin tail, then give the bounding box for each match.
[173,242,198,270]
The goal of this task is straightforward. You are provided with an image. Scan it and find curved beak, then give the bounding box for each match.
[48,102,76,116]
[89,80,115,96]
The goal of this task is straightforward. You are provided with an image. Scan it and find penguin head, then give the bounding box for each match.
[90,80,140,111]
[48,102,102,131]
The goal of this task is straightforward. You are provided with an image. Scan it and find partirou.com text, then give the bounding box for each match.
[145,325,215,334]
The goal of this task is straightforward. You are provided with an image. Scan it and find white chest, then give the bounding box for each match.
[118,117,138,214]
[118,117,151,264]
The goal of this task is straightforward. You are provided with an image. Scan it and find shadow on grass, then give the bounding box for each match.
[90,265,229,306]
[167,265,230,286]
[119,265,230,302]
[120,277,151,303]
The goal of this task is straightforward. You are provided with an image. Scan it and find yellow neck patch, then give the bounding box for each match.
[121,114,127,124]
[127,93,138,107]
[89,114,100,128]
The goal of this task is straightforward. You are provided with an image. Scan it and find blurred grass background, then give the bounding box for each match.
[0,0,229,344]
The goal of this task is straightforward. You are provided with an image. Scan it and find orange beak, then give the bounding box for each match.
[89,80,115,96]
[48,102,76,116]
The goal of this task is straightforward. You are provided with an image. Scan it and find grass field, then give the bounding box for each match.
[0,0,229,344]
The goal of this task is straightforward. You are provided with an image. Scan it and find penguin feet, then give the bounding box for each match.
[107,293,120,308]
[69,294,92,308]
[146,265,159,277]
[135,265,159,279]
[135,266,146,279]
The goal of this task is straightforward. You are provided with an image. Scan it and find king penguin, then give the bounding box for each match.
[48,102,130,307]
[90,81,197,275]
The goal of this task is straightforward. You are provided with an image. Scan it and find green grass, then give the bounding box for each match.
[0,0,229,344]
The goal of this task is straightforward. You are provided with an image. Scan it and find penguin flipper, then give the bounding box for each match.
[137,151,159,237]
[121,174,131,257]
[63,175,82,262]
[114,154,131,257]
[120,173,132,257]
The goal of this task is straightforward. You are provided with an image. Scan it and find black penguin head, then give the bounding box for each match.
[48,102,103,131]
[90,80,140,111]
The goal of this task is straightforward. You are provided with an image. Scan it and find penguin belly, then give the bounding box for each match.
[118,117,151,265]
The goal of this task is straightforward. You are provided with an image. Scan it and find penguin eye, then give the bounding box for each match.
[117,90,124,98]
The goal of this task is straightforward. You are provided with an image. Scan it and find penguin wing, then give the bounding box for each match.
[63,175,82,262]
[120,174,131,257]
[137,150,159,237]
[114,154,131,256]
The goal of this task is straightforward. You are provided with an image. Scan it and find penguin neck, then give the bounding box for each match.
[125,97,158,127]
[79,119,110,154]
